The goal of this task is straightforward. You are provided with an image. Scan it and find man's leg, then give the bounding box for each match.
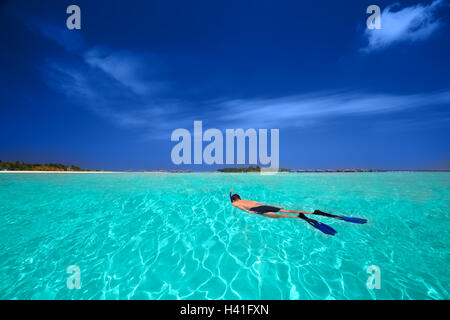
[261,212,299,219]
[260,211,338,235]
[279,209,311,215]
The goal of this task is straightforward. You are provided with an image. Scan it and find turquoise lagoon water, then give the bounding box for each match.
[0,172,448,300]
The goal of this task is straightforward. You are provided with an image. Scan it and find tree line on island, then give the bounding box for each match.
[217,166,292,172]
[216,166,384,172]
[0,160,96,171]
[2,162,441,173]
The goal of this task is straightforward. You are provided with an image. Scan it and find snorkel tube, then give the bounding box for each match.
[229,188,233,203]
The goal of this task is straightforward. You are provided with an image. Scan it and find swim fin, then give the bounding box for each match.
[298,213,337,236]
[313,210,367,224]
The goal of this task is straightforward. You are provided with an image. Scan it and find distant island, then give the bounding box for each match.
[1,161,447,173]
[217,166,292,173]
[0,160,97,172]
[216,166,448,173]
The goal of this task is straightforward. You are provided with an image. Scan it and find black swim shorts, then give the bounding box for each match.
[249,205,281,214]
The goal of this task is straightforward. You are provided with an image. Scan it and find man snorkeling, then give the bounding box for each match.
[229,189,367,236]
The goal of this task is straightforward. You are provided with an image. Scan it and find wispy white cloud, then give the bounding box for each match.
[43,51,450,138]
[215,90,450,129]
[35,23,450,140]
[42,59,183,135]
[83,48,166,96]
[363,0,446,52]
[34,23,175,137]
[43,56,450,138]
[30,21,85,53]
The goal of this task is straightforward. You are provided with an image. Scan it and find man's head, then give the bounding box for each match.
[231,194,241,203]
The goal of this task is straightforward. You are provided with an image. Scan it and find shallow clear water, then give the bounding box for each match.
[0,172,448,300]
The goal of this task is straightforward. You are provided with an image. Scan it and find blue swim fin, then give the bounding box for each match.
[337,216,367,224]
[313,210,367,224]
[298,213,337,236]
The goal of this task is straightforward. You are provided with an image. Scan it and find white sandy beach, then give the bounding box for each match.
[0,171,121,173]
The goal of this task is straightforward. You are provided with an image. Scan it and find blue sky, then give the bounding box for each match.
[0,0,449,170]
